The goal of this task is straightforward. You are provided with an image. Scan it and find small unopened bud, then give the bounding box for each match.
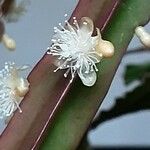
[135,26,150,48]
[1,33,16,50]
[16,78,29,97]
[96,40,114,58]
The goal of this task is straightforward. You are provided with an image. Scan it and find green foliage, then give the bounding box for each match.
[92,77,150,129]
[124,62,150,85]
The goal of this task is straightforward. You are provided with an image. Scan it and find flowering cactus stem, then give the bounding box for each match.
[0,0,119,150]
[40,1,150,150]
[0,0,150,150]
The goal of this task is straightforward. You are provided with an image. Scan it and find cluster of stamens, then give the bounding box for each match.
[48,15,114,86]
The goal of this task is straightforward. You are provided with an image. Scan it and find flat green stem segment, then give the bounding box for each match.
[40,0,150,150]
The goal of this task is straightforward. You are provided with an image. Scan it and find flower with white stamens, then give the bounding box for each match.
[0,62,29,119]
[48,17,114,86]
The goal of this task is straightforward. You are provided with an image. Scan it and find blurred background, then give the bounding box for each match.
[0,0,150,148]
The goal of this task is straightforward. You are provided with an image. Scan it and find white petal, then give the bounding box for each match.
[78,69,97,87]
[79,17,94,36]
[96,28,102,39]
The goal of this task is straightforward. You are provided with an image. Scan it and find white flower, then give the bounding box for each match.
[48,17,114,86]
[0,62,29,119]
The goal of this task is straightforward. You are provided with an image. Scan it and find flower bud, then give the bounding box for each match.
[135,26,150,48]
[96,40,114,58]
[1,33,16,50]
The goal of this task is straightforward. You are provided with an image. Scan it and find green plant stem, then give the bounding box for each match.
[40,0,150,150]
